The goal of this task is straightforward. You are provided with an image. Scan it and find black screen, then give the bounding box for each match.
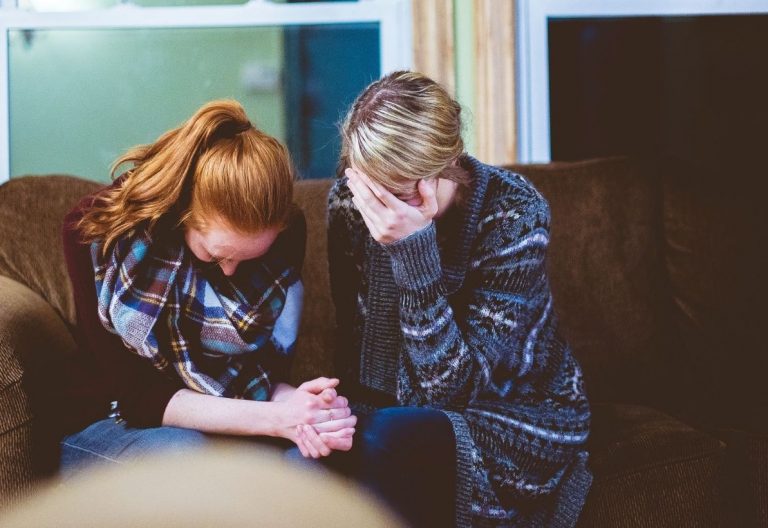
[549,15,768,173]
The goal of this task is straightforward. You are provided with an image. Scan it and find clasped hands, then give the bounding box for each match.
[273,377,357,459]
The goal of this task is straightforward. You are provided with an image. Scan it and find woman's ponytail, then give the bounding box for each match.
[78,100,293,255]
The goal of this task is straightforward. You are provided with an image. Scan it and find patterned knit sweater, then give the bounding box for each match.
[327,155,592,527]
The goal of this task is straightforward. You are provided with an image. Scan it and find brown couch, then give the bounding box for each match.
[0,157,765,526]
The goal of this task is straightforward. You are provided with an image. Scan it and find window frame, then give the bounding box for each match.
[0,0,413,182]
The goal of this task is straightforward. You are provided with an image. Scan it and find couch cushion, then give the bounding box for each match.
[587,403,723,478]
[578,451,723,527]
[578,403,725,527]
[0,175,101,327]
[662,161,768,429]
[507,158,679,406]
[717,428,768,527]
[0,423,35,511]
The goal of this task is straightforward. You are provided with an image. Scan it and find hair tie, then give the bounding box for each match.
[215,120,252,140]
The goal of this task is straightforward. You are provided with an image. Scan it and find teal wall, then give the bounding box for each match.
[453,0,476,156]
[9,6,285,182]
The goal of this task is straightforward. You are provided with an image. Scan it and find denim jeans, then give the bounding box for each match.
[59,418,304,480]
[326,407,457,528]
[61,406,456,527]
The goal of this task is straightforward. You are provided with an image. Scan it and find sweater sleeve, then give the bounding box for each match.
[62,200,184,428]
[382,187,556,409]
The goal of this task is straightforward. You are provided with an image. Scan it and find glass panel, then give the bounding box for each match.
[17,0,118,11]
[9,23,379,181]
[132,0,250,6]
[17,0,249,11]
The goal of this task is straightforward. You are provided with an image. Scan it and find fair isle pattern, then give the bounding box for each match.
[92,221,302,401]
[327,155,592,527]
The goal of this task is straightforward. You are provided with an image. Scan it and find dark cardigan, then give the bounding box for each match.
[327,155,593,527]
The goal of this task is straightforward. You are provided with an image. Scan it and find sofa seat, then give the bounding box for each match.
[578,403,724,527]
[718,427,768,526]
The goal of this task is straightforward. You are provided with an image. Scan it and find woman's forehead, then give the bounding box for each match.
[197,219,279,259]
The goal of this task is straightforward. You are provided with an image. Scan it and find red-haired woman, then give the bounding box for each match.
[60,100,355,475]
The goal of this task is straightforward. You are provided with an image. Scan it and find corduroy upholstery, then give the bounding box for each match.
[0,158,763,526]
[515,158,676,408]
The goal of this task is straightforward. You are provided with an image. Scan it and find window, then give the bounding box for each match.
[0,0,412,182]
[516,0,768,163]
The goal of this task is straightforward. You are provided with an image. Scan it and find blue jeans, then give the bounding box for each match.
[325,407,457,528]
[59,418,305,480]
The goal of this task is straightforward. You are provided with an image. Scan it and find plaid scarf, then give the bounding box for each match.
[91,222,300,401]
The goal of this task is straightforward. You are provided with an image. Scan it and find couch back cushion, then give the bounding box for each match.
[662,162,767,428]
[0,175,100,327]
[508,158,678,406]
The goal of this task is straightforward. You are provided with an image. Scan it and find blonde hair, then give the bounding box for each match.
[78,99,295,255]
[339,70,469,194]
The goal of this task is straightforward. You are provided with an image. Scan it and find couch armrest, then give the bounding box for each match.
[0,275,77,507]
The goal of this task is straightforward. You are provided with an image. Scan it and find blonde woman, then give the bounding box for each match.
[60,100,355,475]
[326,72,592,527]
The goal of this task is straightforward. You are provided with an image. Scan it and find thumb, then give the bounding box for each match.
[319,387,338,403]
[297,377,339,394]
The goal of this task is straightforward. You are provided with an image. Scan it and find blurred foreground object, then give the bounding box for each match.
[0,442,403,528]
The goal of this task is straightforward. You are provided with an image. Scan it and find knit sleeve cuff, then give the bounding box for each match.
[381,222,442,289]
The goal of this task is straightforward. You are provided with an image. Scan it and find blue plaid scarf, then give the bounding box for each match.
[91,222,300,401]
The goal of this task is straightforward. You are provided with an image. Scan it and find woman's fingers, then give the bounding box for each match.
[312,414,357,433]
[319,387,337,404]
[346,168,381,203]
[295,427,310,458]
[297,377,338,394]
[319,393,348,409]
[319,431,354,452]
[298,426,320,458]
[311,405,353,425]
[347,170,389,220]
[329,395,349,409]
[353,168,406,210]
[352,195,384,240]
[347,166,438,244]
[320,427,356,438]
[300,425,331,458]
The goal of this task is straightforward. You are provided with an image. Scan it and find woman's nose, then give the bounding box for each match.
[219,261,238,276]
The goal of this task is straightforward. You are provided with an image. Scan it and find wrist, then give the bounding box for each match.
[239,400,285,438]
[270,382,296,403]
[266,401,288,438]
[382,222,442,288]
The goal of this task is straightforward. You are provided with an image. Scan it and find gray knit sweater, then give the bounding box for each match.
[327,155,592,527]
